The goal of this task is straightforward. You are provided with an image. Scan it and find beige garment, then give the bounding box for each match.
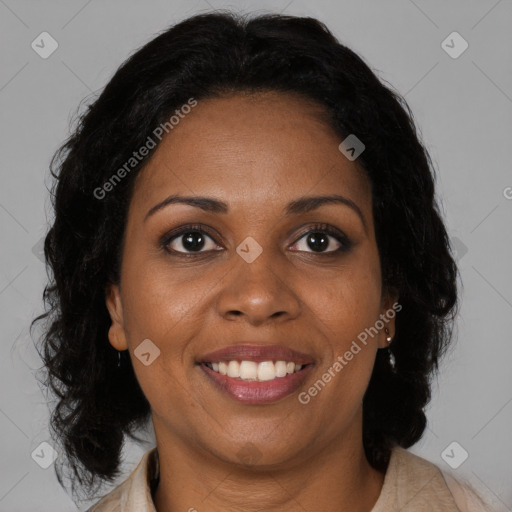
[88,445,493,512]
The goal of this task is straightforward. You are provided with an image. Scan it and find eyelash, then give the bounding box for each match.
[160,223,353,258]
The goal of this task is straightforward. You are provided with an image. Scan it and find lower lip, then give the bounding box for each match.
[199,363,313,404]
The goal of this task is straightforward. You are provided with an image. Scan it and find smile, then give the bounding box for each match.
[205,360,305,381]
[198,361,313,404]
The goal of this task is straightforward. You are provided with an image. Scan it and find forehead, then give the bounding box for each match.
[132,92,371,214]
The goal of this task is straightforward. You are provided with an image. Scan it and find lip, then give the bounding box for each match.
[197,344,315,365]
[199,362,314,404]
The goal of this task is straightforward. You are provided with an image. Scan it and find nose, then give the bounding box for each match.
[216,248,301,326]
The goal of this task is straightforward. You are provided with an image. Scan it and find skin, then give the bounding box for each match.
[106,91,397,512]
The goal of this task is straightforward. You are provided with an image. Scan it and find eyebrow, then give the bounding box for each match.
[144,193,367,232]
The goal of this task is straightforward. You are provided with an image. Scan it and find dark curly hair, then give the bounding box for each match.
[32,10,458,502]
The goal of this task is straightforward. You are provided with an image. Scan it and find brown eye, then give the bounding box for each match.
[289,224,352,254]
[162,225,223,256]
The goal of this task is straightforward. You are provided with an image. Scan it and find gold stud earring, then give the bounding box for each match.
[384,327,396,372]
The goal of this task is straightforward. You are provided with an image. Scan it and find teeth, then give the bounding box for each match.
[205,360,306,381]
[227,360,240,378]
[240,361,258,380]
[275,360,288,377]
[257,361,275,381]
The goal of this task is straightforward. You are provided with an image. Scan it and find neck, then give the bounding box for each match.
[152,413,385,512]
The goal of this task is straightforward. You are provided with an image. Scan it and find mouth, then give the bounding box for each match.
[201,360,310,381]
[196,344,315,404]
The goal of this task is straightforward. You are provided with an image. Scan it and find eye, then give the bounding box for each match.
[160,222,352,258]
[289,223,351,254]
[162,224,223,255]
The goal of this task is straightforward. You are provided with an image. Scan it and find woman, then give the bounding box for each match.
[34,10,492,512]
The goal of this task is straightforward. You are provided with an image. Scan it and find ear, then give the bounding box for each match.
[377,288,400,349]
[105,283,129,351]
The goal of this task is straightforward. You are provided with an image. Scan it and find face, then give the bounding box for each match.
[106,91,397,468]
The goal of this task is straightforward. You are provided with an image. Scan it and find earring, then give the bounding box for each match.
[117,351,121,368]
[384,328,396,373]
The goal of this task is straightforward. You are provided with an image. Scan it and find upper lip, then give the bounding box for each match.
[197,344,315,365]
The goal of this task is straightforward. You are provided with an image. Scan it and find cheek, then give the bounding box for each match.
[118,262,200,414]
[299,252,382,394]
[305,258,383,340]
[119,255,214,394]
[120,256,202,338]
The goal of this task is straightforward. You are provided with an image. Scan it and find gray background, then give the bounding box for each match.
[1,0,511,510]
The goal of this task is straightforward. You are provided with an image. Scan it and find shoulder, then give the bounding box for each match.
[442,470,495,512]
[87,447,159,512]
[371,446,494,512]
